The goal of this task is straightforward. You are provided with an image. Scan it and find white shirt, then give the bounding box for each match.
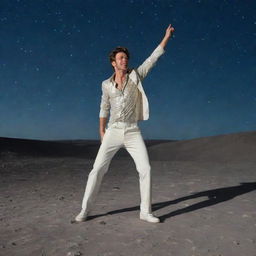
[104,71,139,125]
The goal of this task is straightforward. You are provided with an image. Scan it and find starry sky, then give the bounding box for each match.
[0,0,255,140]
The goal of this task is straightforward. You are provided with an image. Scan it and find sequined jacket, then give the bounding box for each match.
[99,44,165,122]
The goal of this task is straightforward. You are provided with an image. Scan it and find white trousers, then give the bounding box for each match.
[81,121,152,214]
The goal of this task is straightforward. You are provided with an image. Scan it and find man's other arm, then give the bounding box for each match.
[99,83,110,142]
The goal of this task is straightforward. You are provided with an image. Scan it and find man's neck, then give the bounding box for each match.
[114,69,127,81]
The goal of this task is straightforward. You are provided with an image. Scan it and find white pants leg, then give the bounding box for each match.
[123,126,152,214]
[80,122,152,214]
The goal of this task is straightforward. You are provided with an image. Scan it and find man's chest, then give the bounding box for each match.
[108,79,138,99]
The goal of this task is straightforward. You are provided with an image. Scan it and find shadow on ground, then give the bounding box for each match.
[77,182,256,223]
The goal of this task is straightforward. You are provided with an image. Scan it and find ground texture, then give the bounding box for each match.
[1,150,255,256]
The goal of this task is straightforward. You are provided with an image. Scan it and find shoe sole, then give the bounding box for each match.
[140,217,160,223]
[75,218,87,222]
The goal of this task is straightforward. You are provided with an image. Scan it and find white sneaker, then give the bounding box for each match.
[140,212,160,223]
[75,209,89,222]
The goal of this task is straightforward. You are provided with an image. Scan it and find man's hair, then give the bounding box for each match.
[109,46,130,67]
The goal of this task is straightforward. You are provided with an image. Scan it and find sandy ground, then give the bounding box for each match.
[1,151,256,256]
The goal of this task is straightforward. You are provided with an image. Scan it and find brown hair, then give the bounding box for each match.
[109,46,130,67]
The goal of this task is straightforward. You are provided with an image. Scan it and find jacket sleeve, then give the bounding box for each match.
[136,44,165,81]
[99,82,110,118]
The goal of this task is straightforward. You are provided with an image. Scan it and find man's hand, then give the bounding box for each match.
[100,130,105,143]
[160,24,175,49]
[165,24,175,38]
[99,117,107,143]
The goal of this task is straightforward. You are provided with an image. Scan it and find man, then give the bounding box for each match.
[75,24,175,223]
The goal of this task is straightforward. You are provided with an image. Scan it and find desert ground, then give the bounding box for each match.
[0,131,256,256]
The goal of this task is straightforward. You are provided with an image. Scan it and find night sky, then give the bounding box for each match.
[0,0,255,140]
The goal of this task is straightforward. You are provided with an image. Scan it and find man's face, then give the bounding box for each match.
[112,52,128,71]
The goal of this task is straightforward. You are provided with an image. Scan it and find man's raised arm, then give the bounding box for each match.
[136,24,175,81]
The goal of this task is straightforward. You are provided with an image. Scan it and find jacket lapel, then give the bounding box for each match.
[130,69,149,120]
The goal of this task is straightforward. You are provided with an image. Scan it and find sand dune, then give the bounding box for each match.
[148,130,256,162]
[1,131,255,162]
[0,136,172,159]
